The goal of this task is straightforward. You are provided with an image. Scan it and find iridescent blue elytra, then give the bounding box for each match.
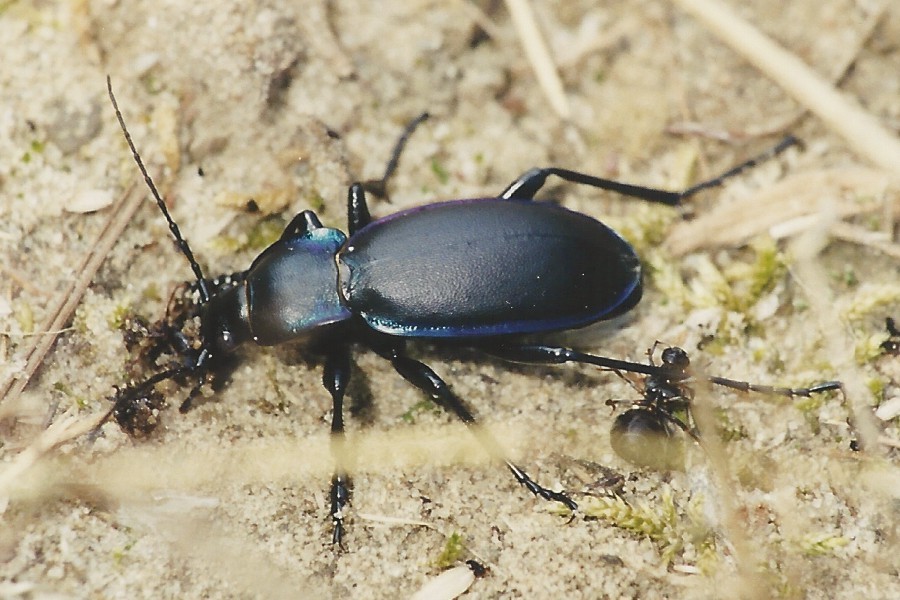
[339,199,640,338]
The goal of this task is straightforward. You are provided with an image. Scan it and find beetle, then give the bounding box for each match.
[106,76,801,545]
[607,345,843,470]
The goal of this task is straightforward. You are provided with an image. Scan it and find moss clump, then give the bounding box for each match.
[581,487,715,565]
[432,532,466,569]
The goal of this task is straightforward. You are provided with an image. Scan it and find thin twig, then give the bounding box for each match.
[504,0,571,120]
[665,167,896,256]
[0,182,141,415]
[667,2,888,142]
[670,0,900,175]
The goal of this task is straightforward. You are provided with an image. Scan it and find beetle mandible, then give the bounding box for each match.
[106,76,797,546]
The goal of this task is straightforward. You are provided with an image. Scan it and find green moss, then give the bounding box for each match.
[141,282,161,303]
[208,234,243,255]
[717,237,785,313]
[581,487,715,564]
[694,538,720,575]
[797,533,849,557]
[15,301,34,334]
[399,399,441,424]
[647,236,793,349]
[306,193,326,214]
[794,393,827,434]
[614,204,678,257]
[209,215,285,256]
[841,284,900,325]
[430,158,449,185]
[53,381,89,409]
[244,216,285,252]
[111,540,136,566]
[746,237,784,300]
[432,532,466,568]
[108,303,132,330]
[715,406,747,443]
[140,72,163,95]
[840,265,858,288]
[866,377,885,401]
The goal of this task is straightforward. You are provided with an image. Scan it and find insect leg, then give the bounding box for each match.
[347,183,371,235]
[485,343,681,379]
[498,136,798,205]
[372,339,577,511]
[323,344,353,548]
[359,112,430,199]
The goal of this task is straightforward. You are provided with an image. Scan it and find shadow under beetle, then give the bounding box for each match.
[106,76,805,546]
[606,345,843,471]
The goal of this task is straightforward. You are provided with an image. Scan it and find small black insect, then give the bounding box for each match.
[105,76,802,546]
[607,345,843,470]
[882,317,900,355]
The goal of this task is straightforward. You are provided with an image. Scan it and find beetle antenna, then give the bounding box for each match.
[107,76,210,303]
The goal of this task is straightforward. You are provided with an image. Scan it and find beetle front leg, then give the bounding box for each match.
[374,340,577,512]
[323,345,352,549]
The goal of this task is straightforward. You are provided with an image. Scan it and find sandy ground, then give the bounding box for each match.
[1,0,900,598]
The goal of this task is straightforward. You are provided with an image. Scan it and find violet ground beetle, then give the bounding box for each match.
[106,76,827,546]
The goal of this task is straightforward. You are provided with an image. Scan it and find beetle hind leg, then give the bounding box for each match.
[497,136,798,205]
[374,339,577,512]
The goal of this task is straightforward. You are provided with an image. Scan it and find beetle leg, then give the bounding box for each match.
[705,375,844,398]
[498,136,798,205]
[486,343,680,378]
[280,210,324,239]
[170,348,212,412]
[488,343,843,400]
[374,341,577,511]
[347,183,372,235]
[177,378,207,413]
[323,344,353,549]
[499,167,684,205]
[358,112,430,200]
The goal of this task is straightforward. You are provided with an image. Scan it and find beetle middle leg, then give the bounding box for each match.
[368,336,578,511]
[498,136,798,205]
[322,343,353,548]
